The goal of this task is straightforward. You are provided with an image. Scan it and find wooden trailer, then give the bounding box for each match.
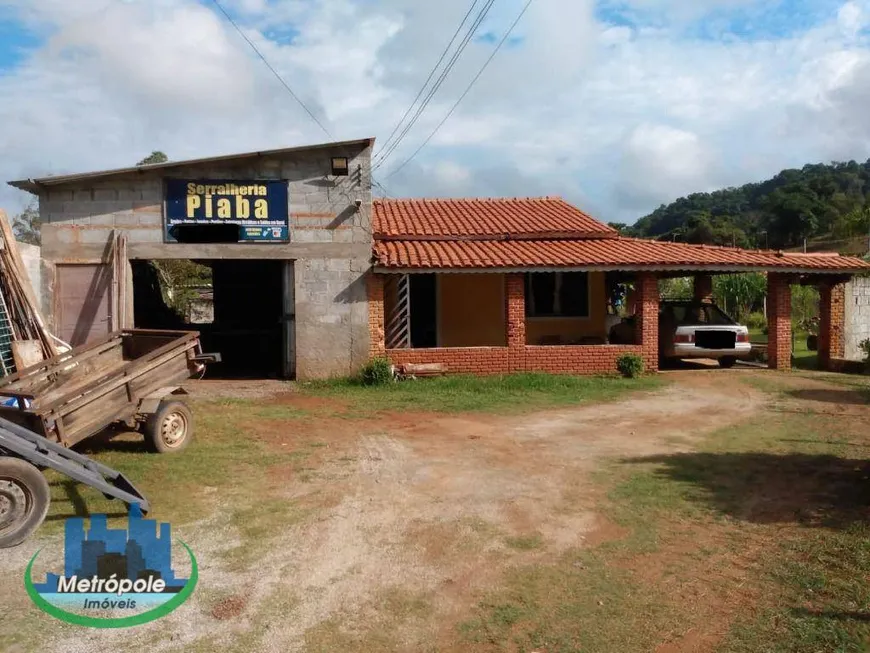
[0,329,218,453]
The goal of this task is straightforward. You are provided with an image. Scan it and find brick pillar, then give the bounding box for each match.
[635,273,659,372]
[818,281,846,370]
[767,273,792,370]
[506,274,526,372]
[694,274,713,303]
[367,272,385,358]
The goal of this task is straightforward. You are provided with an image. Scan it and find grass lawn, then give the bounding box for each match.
[300,372,664,414]
[749,328,818,370]
[36,373,663,535]
[459,377,870,652]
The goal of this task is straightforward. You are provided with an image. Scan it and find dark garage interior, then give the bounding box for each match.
[132,259,287,378]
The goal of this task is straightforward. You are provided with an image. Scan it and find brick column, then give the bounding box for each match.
[635,272,659,372]
[818,281,846,370]
[767,273,792,370]
[694,274,713,303]
[506,274,526,372]
[367,272,385,358]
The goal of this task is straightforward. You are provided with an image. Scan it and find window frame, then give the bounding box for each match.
[525,271,592,320]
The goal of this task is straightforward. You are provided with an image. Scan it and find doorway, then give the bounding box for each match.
[131,259,295,378]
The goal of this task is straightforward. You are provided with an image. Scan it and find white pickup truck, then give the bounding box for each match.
[659,300,752,368]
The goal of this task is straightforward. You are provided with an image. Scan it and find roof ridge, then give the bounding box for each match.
[373,196,564,203]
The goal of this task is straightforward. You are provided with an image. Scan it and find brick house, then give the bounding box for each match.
[368,197,870,374]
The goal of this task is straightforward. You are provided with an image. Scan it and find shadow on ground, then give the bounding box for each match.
[786,388,870,406]
[626,452,870,529]
[46,479,127,521]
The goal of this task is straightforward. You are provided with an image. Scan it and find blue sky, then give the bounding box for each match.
[0,0,868,222]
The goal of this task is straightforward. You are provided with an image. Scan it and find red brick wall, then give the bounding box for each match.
[375,271,655,376]
[635,272,660,372]
[523,345,645,374]
[506,273,527,372]
[387,347,510,374]
[819,282,846,370]
[693,274,714,303]
[386,345,645,376]
[767,273,793,370]
[367,272,386,358]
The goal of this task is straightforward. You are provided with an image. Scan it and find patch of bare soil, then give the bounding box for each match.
[211,595,248,621]
[35,372,769,653]
[186,379,296,400]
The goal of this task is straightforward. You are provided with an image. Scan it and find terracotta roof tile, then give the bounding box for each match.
[374,238,870,273]
[373,197,617,239]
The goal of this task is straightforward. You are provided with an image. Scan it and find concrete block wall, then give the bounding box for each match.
[844,276,870,361]
[17,242,42,311]
[36,140,374,380]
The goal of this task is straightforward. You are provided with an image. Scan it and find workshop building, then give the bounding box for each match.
[9,139,374,380]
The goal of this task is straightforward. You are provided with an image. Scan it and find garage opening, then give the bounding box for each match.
[131,259,294,379]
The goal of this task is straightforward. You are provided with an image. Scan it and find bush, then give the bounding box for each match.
[745,311,767,331]
[360,358,394,386]
[616,353,644,379]
[860,339,870,367]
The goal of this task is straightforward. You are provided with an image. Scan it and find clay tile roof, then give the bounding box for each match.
[371,195,870,274]
[374,237,870,273]
[373,197,617,239]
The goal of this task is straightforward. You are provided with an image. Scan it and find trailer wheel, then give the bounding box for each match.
[0,458,51,548]
[145,400,193,454]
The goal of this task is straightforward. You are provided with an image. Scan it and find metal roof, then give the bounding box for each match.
[8,137,375,194]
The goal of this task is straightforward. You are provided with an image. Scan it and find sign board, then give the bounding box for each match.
[164,179,289,242]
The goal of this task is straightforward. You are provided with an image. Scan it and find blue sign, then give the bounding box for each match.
[165,179,289,242]
[26,506,197,628]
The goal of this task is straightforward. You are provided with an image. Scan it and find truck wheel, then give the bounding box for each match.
[0,458,51,548]
[145,400,193,454]
[719,356,738,369]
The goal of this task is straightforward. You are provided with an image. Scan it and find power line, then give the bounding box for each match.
[373,0,496,170]
[211,0,390,204]
[385,0,534,180]
[373,0,482,165]
[373,0,498,171]
[210,0,333,139]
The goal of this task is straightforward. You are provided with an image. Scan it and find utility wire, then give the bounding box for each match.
[373,0,498,171]
[210,0,333,139]
[211,0,392,205]
[373,0,496,170]
[373,0,481,165]
[385,0,534,180]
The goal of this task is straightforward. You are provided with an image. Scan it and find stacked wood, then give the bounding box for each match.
[0,210,58,375]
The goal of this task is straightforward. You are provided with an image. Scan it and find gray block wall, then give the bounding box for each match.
[36,140,374,380]
[17,241,41,311]
[844,276,870,361]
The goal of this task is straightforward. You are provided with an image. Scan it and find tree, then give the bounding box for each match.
[607,222,629,234]
[137,151,168,166]
[13,200,40,246]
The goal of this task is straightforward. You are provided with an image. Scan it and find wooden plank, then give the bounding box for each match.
[11,340,44,370]
[0,210,57,359]
[43,338,198,417]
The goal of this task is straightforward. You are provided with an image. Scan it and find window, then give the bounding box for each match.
[525,272,590,318]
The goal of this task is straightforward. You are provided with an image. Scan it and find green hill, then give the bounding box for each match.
[627,159,870,252]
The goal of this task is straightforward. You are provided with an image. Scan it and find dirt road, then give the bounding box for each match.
[6,372,764,653]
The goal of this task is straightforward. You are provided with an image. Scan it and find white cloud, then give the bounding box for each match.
[616,124,717,209]
[0,0,867,224]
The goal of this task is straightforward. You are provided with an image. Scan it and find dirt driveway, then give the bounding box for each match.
[4,372,766,653]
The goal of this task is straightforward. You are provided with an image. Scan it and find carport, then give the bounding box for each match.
[368,198,870,375]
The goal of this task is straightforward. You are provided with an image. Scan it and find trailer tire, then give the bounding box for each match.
[145,400,193,454]
[0,458,51,548]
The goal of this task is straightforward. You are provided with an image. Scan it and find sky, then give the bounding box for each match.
[0,0,868,223]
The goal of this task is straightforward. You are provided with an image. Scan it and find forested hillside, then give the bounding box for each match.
[627,159,870,251]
